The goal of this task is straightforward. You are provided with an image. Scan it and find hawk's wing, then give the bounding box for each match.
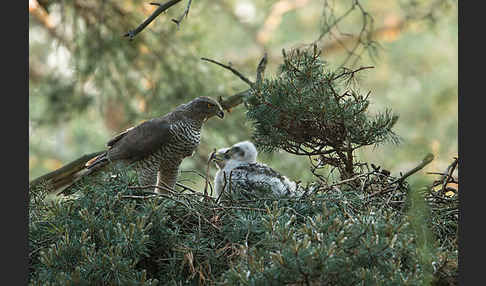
[106,126,135,148]
[106,118,172,162]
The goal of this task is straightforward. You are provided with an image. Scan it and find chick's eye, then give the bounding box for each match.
[232,146,244,156]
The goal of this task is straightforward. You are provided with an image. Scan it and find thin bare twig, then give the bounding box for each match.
[129,183,177,194]
[204,53,268,112]
[320,172,370,191]
[175,182,197,194]
[200,57,254,87]
[366,153,435,200]
[124,0,183,40]
[255,52,268,85]
[128,184,220,230]
[392,153,434,185]
[172,0,192,28]
[121,194,160,199]
[216,171,229,204]
[331,66,375,81]
[217,90,251,112]
[211,206,266,212]
[204,150,216,197]
[441,157,458,191]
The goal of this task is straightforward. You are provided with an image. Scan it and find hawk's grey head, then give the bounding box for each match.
[187,96,224,120]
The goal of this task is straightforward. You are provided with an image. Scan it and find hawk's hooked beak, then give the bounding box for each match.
[216,109,225,119]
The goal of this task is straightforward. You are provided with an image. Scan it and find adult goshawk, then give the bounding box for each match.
[86,96,224,193]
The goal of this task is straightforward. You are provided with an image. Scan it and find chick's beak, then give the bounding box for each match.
[212,151,227,162]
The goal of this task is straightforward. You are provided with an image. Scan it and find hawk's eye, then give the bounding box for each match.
[207,103,213,108]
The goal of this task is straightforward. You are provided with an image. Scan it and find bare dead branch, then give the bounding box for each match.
[200,57,254,87]
[365,154,434,200]
[215,171,229,204]
[320,172,370,191]
[441,157,458,191]
[321,19,405,55]
[121,194,160,199]
[392,153,434,185]
[216,90,251,112]
[124,0,183,40]
[171,0,192,28]
[204,149,215,197]
[203,53,268,112]
[129,183,177,194]
[332,66,375,81]
[255,52,268,85]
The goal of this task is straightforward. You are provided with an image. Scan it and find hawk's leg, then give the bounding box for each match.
[155,161,180,194]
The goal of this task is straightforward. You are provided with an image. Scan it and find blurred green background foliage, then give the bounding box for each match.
[29,0,457,190]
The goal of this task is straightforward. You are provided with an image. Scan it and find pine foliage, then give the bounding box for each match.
[246,46,399,179]
[29,165,457,285]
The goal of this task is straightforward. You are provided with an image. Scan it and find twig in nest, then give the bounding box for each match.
[122,190,190,209]
[211,206,266,212]
[367,153,434,199]
[124,0,183,40]
[128,185,220,230]
[129,183,177,194]
[216,171,233,204]
[121,194,160,199]
[205,149,217,197]
[316,172,370,193]
[441,157,458,192]
[175,182,197,194]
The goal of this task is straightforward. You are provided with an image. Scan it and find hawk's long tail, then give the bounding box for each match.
[29,151,105,195]
[85,152,109,170]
